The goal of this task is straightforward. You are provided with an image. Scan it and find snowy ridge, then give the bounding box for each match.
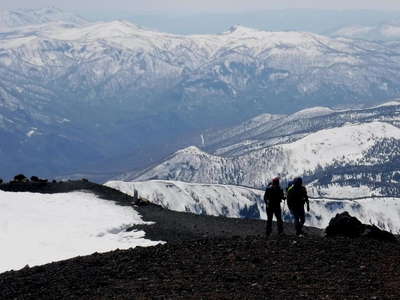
[330,22,400,41]
[133,121,400,187]
[203,100,400,156]
[287,106,335,120]
[106,180,266,220]
[0,8,87,30]
[0,190,162,273]
[106,180,400,234]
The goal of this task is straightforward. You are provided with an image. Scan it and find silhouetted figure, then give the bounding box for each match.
[133,189,139,201]
[264,177,285,237]
[287,177,310,236]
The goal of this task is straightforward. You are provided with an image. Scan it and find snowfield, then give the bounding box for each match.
[0,191,162,273]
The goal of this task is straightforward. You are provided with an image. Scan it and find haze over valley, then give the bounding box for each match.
[1,7,400,182]
[1,6,400,296]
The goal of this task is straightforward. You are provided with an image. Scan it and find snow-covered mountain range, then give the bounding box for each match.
[329,21,400,41]
[2,8,400,179]
[107,102,400,232]
[122,102,400,190]
[0,7,87,29]
[131,121,400,186]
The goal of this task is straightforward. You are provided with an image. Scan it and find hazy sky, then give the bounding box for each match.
[3,0,400,13]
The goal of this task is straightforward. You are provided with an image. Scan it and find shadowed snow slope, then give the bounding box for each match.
[0,190,161,273]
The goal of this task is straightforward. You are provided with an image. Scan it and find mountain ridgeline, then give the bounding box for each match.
[127,102,400,193]
[107,102,400,233]
[1,8,400,179]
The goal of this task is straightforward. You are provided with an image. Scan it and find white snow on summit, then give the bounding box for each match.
[283,121,400,173]
[0,191,162,273]
[288,106,335,120]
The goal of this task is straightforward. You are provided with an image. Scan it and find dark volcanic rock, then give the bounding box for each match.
[0,236,399,299]
[325,212,365,238]
[326,212,398,243]
[364,225,399,243]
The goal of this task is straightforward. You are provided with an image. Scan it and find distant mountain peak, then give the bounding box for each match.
[0,7,87,29]
[176,146,205,155]
[329,21,400,41]
[290,106,335,120]
[225,24,261,35]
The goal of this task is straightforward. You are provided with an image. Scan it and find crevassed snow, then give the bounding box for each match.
[0,191,162,273]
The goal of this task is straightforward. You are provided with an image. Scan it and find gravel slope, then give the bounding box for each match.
[0,236,399,299]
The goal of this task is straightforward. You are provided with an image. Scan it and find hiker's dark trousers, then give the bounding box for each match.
[292,207,305,235]
[266,205,283,236]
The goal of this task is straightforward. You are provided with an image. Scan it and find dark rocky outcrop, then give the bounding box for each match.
[13,174,28,182]
[325,212,365,238]
[363,224,399,243]
[326,212,398,243]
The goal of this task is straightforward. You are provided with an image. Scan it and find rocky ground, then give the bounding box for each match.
[0,236,399,299]
[0,180,399,299]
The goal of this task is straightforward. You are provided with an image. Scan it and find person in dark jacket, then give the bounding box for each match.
[264,177,285,237]
[287,177,310,236]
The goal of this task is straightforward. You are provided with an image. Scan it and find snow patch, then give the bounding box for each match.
[289,106,335,120]
[0,191,162,273]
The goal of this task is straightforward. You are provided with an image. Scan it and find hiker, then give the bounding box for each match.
[287,177,310,236]
[286,180,293,192]
[264,177,285,236]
